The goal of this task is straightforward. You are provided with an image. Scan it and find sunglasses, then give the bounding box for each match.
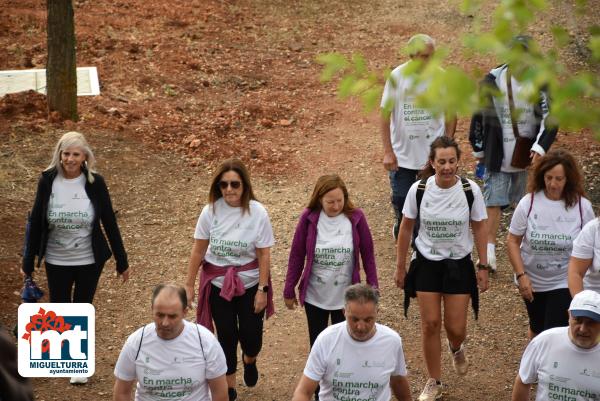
[219,180,241,190]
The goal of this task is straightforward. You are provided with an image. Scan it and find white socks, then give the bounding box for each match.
[487,243,497,271]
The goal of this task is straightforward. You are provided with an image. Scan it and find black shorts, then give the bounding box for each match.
[524,288,571,335]
[413,253,476,294]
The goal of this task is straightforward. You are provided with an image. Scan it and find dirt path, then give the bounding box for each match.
[2,1,600,401]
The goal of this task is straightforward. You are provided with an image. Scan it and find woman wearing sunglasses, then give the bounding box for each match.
[185,158,275,401]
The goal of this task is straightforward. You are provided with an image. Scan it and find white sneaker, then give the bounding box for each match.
[448,340,469,376]
[418,378,442,401]
[70,376,88,385]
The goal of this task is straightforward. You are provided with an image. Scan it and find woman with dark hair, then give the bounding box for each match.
[284,174,378,341]
[394,136,489,401]
[185,158,275,401]
[508,149,595,338]
[21,131,130,385]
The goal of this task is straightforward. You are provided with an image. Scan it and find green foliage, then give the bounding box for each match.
[317,0,600,137]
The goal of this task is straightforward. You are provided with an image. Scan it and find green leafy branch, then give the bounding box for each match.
[316,0,600,139]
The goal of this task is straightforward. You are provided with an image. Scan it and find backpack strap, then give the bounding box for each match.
[526,192,535,219]
[460,177,474,215]
[195,323,206,361]
[411,179,427,250]
[415,179,427,216]
[134,324,146,361]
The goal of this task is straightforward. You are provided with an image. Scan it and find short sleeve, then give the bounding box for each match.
[303,333,328,382]
[508,194,531,236]
[380,73,398,109]
[392,337,408,377]
[194,205,212,240]
[254,204,275,248]
[201,327,227,380]
[518,335,543,384]
[401,181,419,219]
[468,180,487,222]
[114,330,141,381]
[572,219,598,259]
[580,198,596,227]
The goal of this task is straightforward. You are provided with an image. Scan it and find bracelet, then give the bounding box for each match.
[516,272,527,280]
[477,263,491,272]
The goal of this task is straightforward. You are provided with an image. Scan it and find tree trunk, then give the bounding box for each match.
[46,0,78,121]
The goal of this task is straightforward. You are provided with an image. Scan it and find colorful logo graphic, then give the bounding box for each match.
[18,303,95,377]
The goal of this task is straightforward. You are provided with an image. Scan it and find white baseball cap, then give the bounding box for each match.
[569,290,600,322]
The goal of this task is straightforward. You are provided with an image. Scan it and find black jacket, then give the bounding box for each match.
[469,64,557,172]
[22,168,128,274]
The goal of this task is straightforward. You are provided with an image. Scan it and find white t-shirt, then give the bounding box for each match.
[380,62,446,170]
[194,198,275,288]
[491,65,548,173]
[403,176,487,260]
[305,211,354,310]
[509,192,595,292]
[571,218,600,293]
[304,322,407,401]
[114,320,227,401]
[518,326,600,401]
[45,173,95,265]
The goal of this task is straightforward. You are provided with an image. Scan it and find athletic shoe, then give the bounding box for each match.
[69,376,88,385]
[242,353,258,387]
[448,340,469,376]
[228,387,237,401]
[418,378,442,401]
[392,220,400,241]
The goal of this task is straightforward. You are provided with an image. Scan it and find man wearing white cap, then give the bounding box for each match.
[511,290,600,401]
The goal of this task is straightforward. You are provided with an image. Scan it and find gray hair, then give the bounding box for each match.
[45,131,96,183]
[344,284,379,306]
[407,34,436,56]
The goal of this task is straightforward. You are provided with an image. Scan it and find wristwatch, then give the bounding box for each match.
[477,263,491,272]
[257,285,269,293]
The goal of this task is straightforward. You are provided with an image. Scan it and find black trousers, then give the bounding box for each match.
[304,302,345,347]
[45,262,104,303]
[209,284,265,375]
[524,288,572,335]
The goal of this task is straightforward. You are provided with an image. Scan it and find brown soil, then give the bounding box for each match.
[1,1,599,401]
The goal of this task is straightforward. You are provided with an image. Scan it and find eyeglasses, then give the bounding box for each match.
[219,180,241,190]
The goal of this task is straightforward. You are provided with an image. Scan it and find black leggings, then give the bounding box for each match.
[304,302,345,347]
[209,284,265,375]
[45,262,104,303]
[524,288,572,335]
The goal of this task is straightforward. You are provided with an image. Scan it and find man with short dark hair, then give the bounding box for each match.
[292,284,411,401]
[113,284,228,401]
[511,290,600,401]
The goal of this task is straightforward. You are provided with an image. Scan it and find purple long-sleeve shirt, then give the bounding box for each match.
[283,207,379,305]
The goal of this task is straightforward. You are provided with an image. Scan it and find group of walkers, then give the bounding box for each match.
[15,33,600,401]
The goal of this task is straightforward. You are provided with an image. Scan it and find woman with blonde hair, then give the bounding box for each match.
[22,132,130,383]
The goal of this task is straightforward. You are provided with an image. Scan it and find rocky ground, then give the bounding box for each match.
[1,0,599,400]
